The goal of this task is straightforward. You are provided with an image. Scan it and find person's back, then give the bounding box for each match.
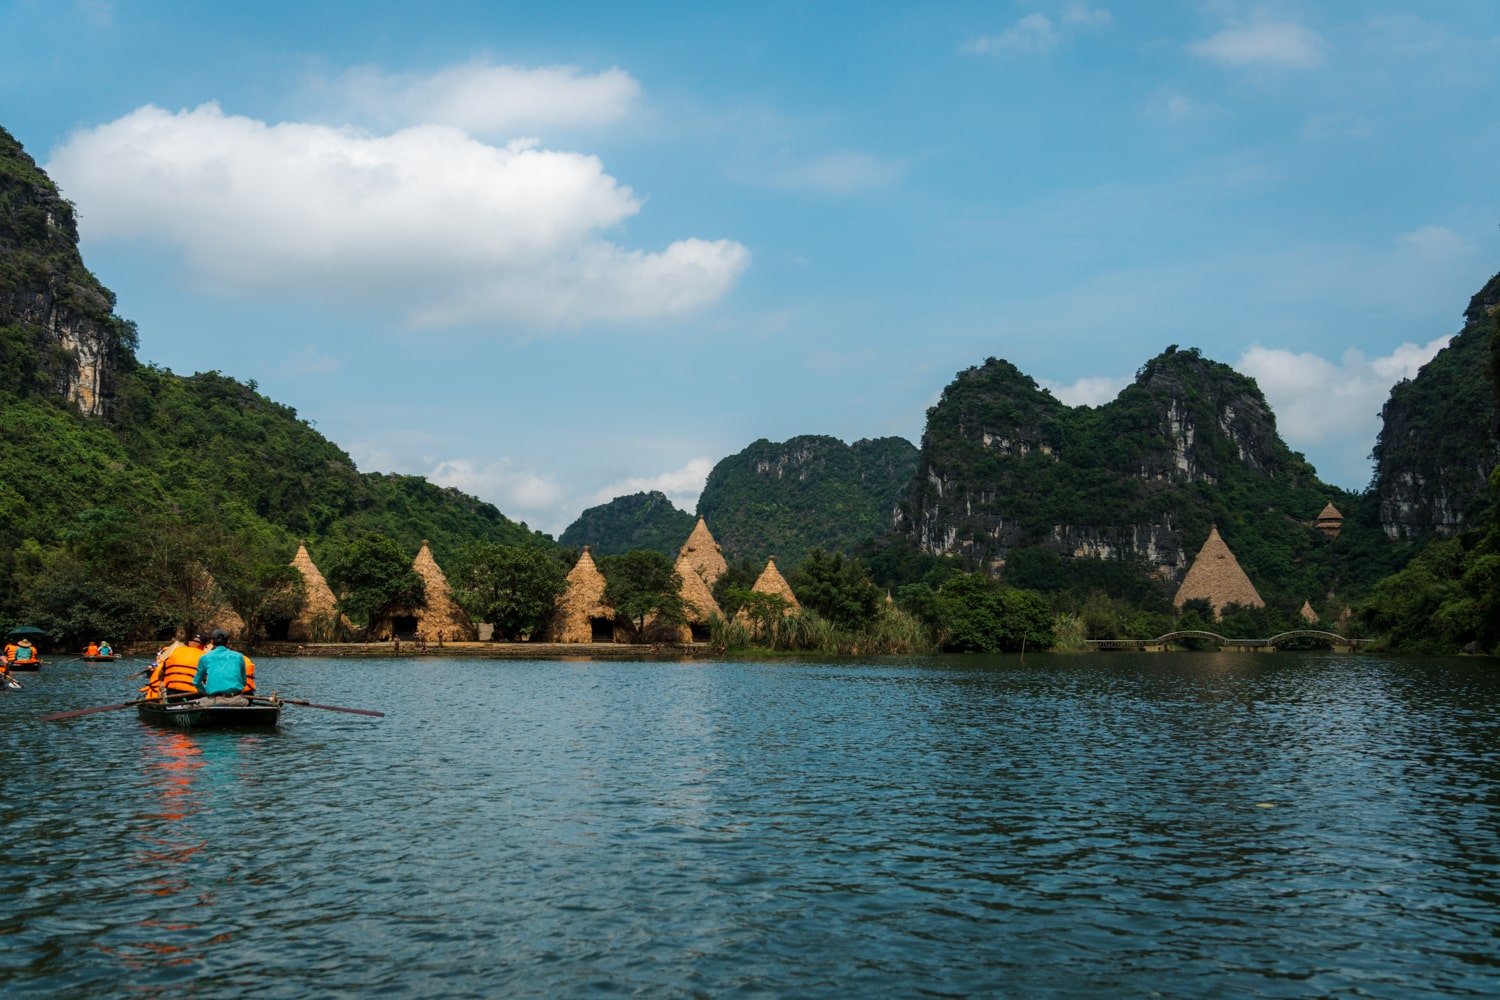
[13,641,36,662]
[156,637,206,697]
[194,632,255,696]
[85,642,98,657]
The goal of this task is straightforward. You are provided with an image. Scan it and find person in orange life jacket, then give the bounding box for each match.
[149,633,207,699]
[84,641,99,657]
[194,630,256,697]
[139,640,181,698]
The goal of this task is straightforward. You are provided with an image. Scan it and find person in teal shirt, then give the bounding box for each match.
[193,630,257,697]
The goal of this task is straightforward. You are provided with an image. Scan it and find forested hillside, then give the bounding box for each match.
[696,435,919,565]
[559,491,695,556]
[0,125,546,643]
[898,347,1404,611]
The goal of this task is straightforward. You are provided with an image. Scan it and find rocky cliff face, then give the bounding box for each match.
[1372,272,1500,540]
[0,126,134,417]
[899,348,1340,596]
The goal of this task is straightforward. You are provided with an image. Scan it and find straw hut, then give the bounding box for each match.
[1314,502,1345,539]
[410,540,475,641]
[1299,600,1318,624]
[734,555,801,626]
[1172,526,1264,620]
[191,564,247,639]
[550,546,620,643]
[678,517,728,588]
[287,541,349,642]
[672,552,724,642]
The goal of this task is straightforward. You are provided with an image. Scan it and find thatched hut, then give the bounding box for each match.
[734,555,801,625]
[550,546,620,643]
[187,564,246,640]
[678,517,728,588]
[672,551,724,642]
[411,540,475,641]
[287,541,348,642]
[1314,502,1345,539]
[1299,600,1318,624]
[1172,526,1264,620]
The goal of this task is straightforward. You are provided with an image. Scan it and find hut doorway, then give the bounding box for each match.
[392,615,419,638]
[589,617,614,642]
[264,618,293,642]
[689,622,711,642]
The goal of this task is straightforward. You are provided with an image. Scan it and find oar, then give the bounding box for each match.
[41,699,148,722]
[276,697,384,718]
[3,676,20,690]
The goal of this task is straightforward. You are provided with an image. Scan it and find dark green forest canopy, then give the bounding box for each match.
[559,490,694,556]
[696,434,919,565]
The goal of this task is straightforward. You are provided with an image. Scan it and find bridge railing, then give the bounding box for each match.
[1085,629,1371,651]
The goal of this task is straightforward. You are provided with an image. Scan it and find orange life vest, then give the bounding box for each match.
[157,645,205,696]
[86,643,99,656]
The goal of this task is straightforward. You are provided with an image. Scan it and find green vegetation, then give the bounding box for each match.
[323,535,425,637]
[600,550,687,641]
[559,491,694,556]
[449,541,569,640]
[697,435,918,565]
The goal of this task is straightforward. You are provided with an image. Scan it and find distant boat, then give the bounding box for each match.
[79,654,121,662]
[137,696,282,730]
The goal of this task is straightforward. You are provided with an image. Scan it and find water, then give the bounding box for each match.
[2,652,1499,997]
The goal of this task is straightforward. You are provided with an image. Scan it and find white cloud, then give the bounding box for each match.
[757,151,906,195]
[428,457,565,518]
[1190,21,1325,70]
[47,103,749,330]
[322,61,641,136]
[1236,336,1450,477]
[278,343,340,376]
[964,5,1110,55]
[1041,375,1129,407]
[589,457,713,513]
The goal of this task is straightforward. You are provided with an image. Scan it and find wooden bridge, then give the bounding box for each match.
[1087,630,1371,653]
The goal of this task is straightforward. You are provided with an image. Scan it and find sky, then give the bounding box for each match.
[2,1,1497,536]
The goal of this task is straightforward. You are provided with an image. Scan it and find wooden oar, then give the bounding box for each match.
[41,699,148,722]
[276,697,384,718]
[3,676,20,690]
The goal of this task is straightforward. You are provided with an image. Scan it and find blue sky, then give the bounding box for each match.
[3,1,1497,535]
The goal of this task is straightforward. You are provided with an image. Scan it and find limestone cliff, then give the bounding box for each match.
[1371,272,1500,540]
[898,348,1355,604]
[0,125,135,417]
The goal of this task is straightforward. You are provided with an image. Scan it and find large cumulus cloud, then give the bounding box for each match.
[47,102,749,329]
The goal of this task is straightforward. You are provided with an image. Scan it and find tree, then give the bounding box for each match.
[600,550,685,641]
[792,549,882,630]
[450,541,567,640]
[325,535,424,637]
[932,573,1054,652]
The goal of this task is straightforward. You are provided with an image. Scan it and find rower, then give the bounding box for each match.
[148,633,208,700]
[195,629,256,698]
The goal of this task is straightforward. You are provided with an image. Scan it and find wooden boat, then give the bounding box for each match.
[7,658,43,672]
[80,654,121,662]
[137,695,282,730]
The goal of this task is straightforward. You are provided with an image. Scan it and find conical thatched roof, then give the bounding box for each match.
[1315,501,1345,538]
[1173,526,1264,619]
[1300,600,1318,624]
[410,540,475,641]
[678,517,728,588]
[735,555,801,626]
[676,553,723,624]
[288,542,348,642]
[195,565,247,638]
[551,546,616,642]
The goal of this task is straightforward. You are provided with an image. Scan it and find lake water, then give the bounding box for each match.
[2,652,1498,997]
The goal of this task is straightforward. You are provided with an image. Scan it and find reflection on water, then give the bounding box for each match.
[1,652,1498,996]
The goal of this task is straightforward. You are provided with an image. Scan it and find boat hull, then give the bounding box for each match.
[137,697,282,730]
[8,660,42,672]
[80,655,120,662]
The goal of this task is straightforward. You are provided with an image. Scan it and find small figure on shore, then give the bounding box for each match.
[437,629,445,648]
[417,630,428,653]
[393,634,401,655]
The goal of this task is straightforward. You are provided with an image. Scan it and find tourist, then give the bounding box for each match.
[84,641,99,657]
[194,629,257,698]
[98,640,113,657]
[11,639,39,666]
[146,633,208,700]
